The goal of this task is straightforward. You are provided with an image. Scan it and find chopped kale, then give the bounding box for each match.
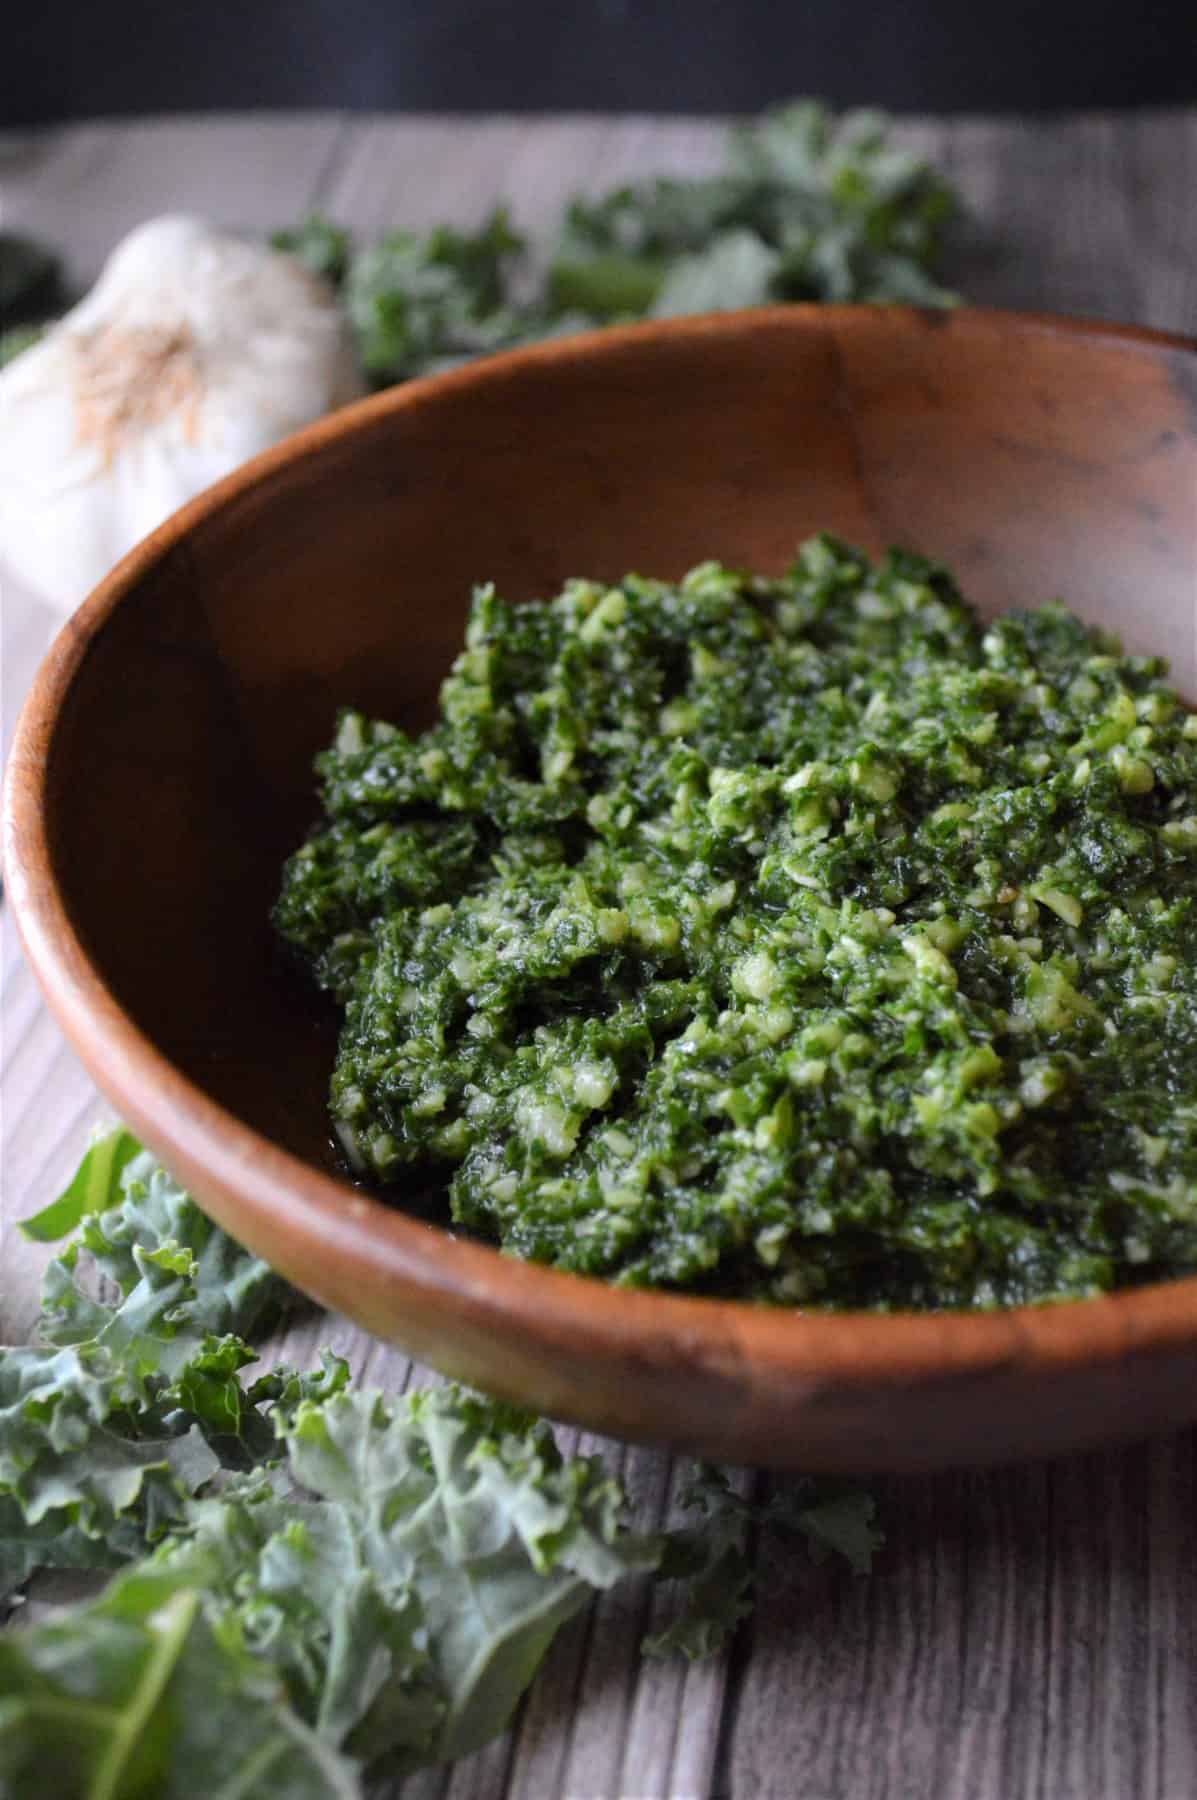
[278,539,1197,1309]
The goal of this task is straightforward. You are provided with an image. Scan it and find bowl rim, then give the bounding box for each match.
[7,301,1197,1405]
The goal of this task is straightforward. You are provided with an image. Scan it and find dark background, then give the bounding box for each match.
[3,0,1195,126]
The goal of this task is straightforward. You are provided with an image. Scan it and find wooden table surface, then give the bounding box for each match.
[3,109,1197,1800]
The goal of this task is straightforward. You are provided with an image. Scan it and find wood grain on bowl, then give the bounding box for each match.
[5,305,1197,1472]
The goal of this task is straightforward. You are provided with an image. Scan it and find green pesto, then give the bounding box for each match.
[275,538,1197,1310]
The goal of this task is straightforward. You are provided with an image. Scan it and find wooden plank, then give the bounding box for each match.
[0,114,349,290]
[0,977,110,1343]
[1120,109,1197,333]
[317,112,728,309]
[723,1438,1197,1800]
[941,108,1197,329]
[2,109,1197,1800]
[1,583,108,1343]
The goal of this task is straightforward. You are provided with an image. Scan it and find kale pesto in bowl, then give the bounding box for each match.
[276,536,1197,1312]
[10,306,1197,1469]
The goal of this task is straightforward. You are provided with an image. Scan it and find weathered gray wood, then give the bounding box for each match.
[2,583,108,1343]
[721,1438,1197,1800]
[319,114,725,246]
[0,116,349,292]
[939,110,1197,331]
[2,108,1197,1800]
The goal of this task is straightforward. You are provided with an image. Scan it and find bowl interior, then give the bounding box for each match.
[13,306,1197,1469]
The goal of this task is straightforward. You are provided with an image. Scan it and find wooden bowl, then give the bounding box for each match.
[6,307,1197,1473]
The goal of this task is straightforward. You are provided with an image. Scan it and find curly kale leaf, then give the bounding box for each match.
[269,101,959,389]
[343,209,526,384]
[272,215,354,288]
[278,1385,660,1765]
[0,1576,360,1799]
[549,101,958,322]
[3,1130,882,1787]
[645,1464,884,1660]
[3,1137,663,1775]
[643,1468,758,1661]
[1,1133,289,1599]
[0,1380,661,1787]
[31,1133,284,1385]
[0,1343,218,1603]
[19,1127,143,1244]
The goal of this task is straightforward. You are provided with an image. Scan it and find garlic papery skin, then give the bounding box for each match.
[0,215,365,612]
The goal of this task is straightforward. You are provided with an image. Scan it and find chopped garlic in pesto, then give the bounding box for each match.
[276,537,1197,1310]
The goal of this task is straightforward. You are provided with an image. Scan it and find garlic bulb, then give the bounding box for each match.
[0,215,364,612]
